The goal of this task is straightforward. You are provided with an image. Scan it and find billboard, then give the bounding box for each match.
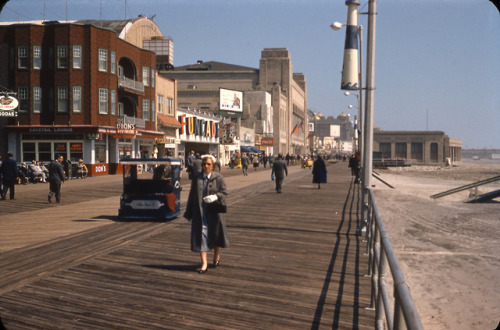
[329,124,340,138]
[219,88,243,113]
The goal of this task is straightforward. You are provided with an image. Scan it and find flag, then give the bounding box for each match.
[291,123,298,135]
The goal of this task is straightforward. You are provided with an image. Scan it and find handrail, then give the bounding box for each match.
[364,188,424,330]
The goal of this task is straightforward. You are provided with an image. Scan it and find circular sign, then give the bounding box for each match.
[0,96,19,110]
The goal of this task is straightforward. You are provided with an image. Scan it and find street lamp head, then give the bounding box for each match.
[344,92,351,96]
[348,105,354,109]
[330,22,345,31]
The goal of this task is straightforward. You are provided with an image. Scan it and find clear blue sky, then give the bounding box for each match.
[2,0,499,149]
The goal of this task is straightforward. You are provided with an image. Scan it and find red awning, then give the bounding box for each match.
[157,114,181,128]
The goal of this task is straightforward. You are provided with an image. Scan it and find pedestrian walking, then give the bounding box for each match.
[312,155,327,189]
[271,154,288,193]
[0,152,19,200]
[47,154,66,203]
[262,153,268,168]
[183,155,229,274]
[241,153,250,176]
[252,154,259,171]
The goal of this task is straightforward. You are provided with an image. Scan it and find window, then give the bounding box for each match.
[151,100,155,122]
[151,68,155,88]
[142,67,149,86]
[411,142,423,161]
[110,51,116,74]
[18,46,29,69]
[167,97,174,115]
[33,46,42,70]
[142,99,150,120]
[72,86,82,113]
[98,49,108,72]
[73,45,82,69]
[57,86,69,112]
[110,90,116,115]
[380,142,391,159]
[33,86,42,113]
[99,88,108,114]
[57,45,68,69]
[430,142,439,162]
[157,95,164,114]
[18,86,29,112]
[395,143,407,159]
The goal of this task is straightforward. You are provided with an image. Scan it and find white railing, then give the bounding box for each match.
[118,76,144,93]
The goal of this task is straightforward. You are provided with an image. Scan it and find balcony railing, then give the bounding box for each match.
[119,115,146,129]
[118,76,144,93]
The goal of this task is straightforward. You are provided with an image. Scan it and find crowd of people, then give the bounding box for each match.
[0,152,89,201]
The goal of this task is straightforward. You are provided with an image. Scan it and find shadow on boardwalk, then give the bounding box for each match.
[0,163,375,329]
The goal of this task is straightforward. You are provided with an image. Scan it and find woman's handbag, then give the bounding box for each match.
[208,200,227,213]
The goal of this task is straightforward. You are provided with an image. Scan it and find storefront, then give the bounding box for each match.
[6,125,164,176]
[176,109,222,164]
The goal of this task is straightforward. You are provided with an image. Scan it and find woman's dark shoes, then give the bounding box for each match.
[213,257,220,268]
[196,267,208,274]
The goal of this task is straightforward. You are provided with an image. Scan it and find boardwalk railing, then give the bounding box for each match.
[364,188,424,330]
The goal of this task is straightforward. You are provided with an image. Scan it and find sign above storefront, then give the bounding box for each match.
[0,95,19,117]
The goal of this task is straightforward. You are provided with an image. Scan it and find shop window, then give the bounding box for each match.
[18,45,28,69]
[38,142,52,162]
[69,142,83,162]
[22,142,36,163]
[73,45,82,69]
[95,144,106,163]
[98,49,108,72]
[57,45,68,69]
[33,46,42,70]
[57,86,69,113]
[33,86,42,113]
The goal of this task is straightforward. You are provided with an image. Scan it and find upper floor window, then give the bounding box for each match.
[73,45,82,69]
[110,90,116,115]
[18,46,29,69]
[72,86,82,113]
[157,95,164,114]
[99,88,108,114]
[110,51,116,74]
[151,101,155,122]
[33,46,42,70]
[57,45,68,69]
[142,67,149,86]
[33,86,42,113]
[167,97,174,115]
[142,99,150,121]
[17,86,29,112]
[98,49,108,72]
[57,86,69,112]
[151,68,155,88]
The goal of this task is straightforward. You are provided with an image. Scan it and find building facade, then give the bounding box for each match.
[373,131,462,164]
[0,16,177,175]
[161,48,308,156]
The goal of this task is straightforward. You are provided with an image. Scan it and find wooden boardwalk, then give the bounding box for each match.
[0,163,375,329]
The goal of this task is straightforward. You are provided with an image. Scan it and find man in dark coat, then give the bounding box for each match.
[47,154,66,203]
[240,152,250,176]
[0,152,19,200]
[312,155,327,189]
[271,154,288,193]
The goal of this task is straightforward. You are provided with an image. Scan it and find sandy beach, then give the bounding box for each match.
[373,159,500,330]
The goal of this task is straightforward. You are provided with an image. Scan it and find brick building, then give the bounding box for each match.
[0,16,177,175]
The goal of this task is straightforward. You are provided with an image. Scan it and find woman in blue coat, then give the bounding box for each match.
[184,155,229,274]
[312,155,327,189]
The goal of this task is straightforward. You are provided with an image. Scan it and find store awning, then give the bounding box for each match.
[240,146,262,154]
[240,146,252,154]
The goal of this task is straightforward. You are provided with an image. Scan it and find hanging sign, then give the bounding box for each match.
[0,95,19,117]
